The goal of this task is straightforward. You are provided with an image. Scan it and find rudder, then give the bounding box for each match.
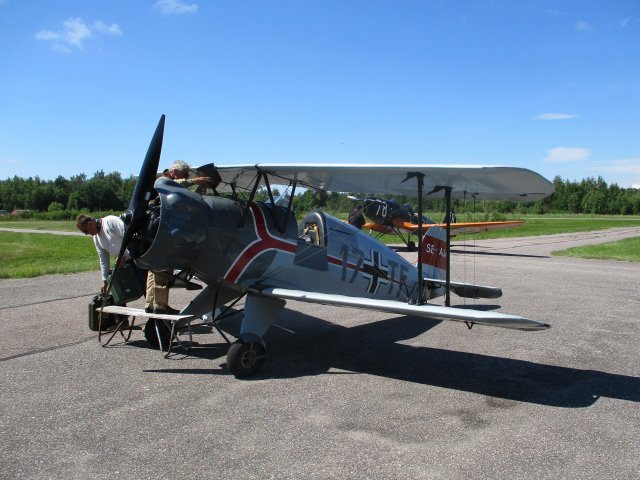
[421,226,447,281]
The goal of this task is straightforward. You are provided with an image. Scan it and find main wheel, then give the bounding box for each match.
[407,240,416,251]
[227,341,266,377]
[144,319,171,350]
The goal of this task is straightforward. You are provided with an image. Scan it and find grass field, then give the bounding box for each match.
[0,219,78,231]
[0,231,97,279]
[553,236,640,262]
[1,215,639,279]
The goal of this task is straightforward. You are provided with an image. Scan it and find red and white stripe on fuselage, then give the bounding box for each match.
[223,204,393,290]
[223,203,298,283]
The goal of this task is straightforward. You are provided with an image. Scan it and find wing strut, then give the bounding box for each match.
[263,173,297,233]
[238,169,297,234]
[444,186,452,307]
[404,172,426,304]
[283,182,297,232]
[239,171,263,227]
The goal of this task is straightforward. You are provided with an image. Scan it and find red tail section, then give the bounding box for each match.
[421,226,447,281]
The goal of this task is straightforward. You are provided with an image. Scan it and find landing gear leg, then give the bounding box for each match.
[227,340,266,377]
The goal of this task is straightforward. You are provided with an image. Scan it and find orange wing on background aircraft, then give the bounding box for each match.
[348,196,524,251]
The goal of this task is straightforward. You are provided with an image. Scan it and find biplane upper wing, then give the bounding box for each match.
[215,164,554,201]
[259,287,550,331]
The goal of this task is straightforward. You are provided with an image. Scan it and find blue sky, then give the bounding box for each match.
[1,0,639,188]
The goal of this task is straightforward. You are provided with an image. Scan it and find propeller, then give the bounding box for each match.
[114,114,165,274]
[98,115,165,340]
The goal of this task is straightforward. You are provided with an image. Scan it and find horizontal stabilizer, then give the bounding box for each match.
[425,278,502,299]
[259,287,549,331]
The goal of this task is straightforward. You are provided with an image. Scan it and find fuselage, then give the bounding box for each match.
[133,180,443,304]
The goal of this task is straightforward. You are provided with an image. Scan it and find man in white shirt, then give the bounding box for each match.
[76,214,177,313]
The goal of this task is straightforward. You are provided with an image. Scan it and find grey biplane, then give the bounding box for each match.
[103,115,554,377]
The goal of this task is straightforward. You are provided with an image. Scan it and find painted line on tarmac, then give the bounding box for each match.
[0,336,96,362]
[0,293,96,311]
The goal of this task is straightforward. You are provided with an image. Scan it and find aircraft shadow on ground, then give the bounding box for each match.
[450,248,550,259]
[389,244,549,258]
[139,309,639,409]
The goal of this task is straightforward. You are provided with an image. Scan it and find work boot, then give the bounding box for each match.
[154,305,180,315]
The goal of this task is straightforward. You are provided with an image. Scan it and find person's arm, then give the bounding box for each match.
[176,177,213,187]
[94,238,111,294]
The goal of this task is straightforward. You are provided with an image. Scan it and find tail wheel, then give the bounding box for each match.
[227,341,266,377]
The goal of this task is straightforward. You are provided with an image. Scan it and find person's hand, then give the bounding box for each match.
[100,281,108,295]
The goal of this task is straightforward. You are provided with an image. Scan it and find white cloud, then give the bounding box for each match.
[575,20,590,31]
[600,159,640,188]
[35,17,122,53]
[94,21,122,36]
[535,113,578,121]
[545,147,591,163]
[154,0,198,15]
[620,17,633,28]
[2,158,23,167]
[600,158,640,175]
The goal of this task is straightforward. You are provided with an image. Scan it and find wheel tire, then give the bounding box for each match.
[227,341,266,377]
[407,240,416,251]
[144,319,171,349]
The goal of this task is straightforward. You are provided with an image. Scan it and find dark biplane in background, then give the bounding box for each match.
[348,196,524,251]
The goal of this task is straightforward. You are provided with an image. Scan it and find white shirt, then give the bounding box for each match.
[93,215,126,281]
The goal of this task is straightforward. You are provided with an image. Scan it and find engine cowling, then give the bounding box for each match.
[131,178,211,271]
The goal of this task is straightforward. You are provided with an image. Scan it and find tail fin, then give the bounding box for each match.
[421,226,447,281]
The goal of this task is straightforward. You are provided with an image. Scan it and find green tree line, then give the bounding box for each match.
[0,171,136,218]
[1,172,639,217]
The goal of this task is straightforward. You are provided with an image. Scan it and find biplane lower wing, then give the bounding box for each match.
[361,220,524,238]
[363,222,394,234]
[399,220,525,234]
[259,287,550,331]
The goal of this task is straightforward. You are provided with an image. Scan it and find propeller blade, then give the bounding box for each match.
[115,114,165,265]
[105,115,166,301]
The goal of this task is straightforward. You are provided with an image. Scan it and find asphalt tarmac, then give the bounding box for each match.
[1,227,639,479]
